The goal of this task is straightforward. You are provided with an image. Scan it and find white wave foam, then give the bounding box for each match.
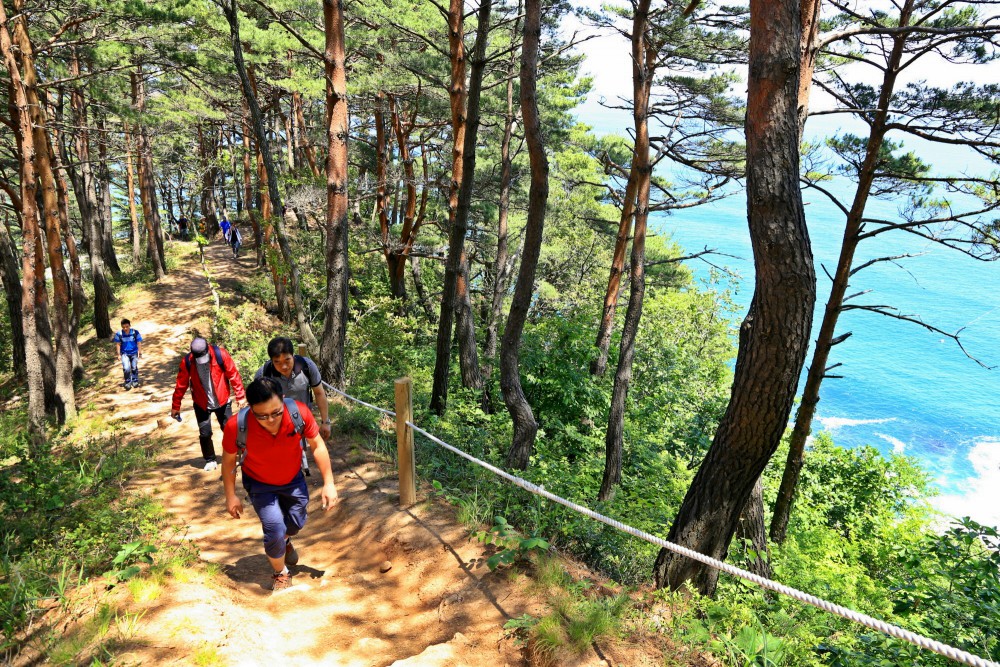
[875,433,907,454]
[817,416,895,431]
[933,437,1000,528]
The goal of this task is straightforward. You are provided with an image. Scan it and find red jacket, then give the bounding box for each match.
[171,345,246,412]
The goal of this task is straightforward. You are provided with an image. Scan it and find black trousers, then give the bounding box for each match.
[193,402,232,461]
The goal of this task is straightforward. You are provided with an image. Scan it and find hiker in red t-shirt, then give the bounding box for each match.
[221,377,338,592]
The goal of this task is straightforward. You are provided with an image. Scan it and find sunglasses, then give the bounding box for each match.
[252,408,285,422]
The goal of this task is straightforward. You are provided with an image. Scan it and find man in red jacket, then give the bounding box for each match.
[171,337,246,471]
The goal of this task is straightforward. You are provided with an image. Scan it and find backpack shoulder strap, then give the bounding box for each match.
[293,355,306,376]
[184,352,193,374]
[283,397,305,435]
[236,406,251,464]
[212,344,225,368]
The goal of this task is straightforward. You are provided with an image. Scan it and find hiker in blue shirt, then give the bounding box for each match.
[220,214,232,243]
[113,318,143,390]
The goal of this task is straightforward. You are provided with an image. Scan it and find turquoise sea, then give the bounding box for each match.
[657,179,1000,528]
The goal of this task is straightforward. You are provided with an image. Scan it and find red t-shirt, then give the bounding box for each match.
[223,401,319,486]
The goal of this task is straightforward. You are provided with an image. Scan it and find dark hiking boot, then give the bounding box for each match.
[284,539,299,567]
[271,570,292,593]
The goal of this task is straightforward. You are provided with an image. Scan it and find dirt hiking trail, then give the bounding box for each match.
[20,242,652,667]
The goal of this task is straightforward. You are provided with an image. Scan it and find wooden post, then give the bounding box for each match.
[394,377,416,507]
[297,343,306,356]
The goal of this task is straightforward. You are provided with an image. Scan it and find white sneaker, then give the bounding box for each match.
[204,460,219,472]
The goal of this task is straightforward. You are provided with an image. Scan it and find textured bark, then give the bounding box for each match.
[198,124,220,235]
[386,91,427,300]
[241,121,265,267]
[409,255,436,322]
[124,127,143,265]
[293,91,321,178]
[318,0,350,389]
[0,210,25,378]
[16,17,75,421]
[130,68,167,280]
[94,113,120,277]
[502,0,547,469]
[375,93,396,294]
[735,478,772,578]
[653,0,814,596]
[1,5,46,436]
[256,137,292,322]
[796,0,823,138]
[771,0,913,544]
[70,52,113,339]
[591,169,638,377]
[50,133,85,379]
[456,253,482,392]
[598,0,654,502]
[224,5,318,354]
[483,42,519,412]
[429,0,470,414]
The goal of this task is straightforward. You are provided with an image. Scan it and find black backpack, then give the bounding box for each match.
[235,397,311,476]
[184,344,226,374]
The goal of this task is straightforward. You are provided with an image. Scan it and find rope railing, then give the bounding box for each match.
[321,379,1000,667]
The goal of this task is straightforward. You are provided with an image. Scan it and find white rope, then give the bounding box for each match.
[404,419,1000,667]
[318,383,998,667]
[320,381,396,417]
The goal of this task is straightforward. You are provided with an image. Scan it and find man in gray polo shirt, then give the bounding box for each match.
[254,337,332,440]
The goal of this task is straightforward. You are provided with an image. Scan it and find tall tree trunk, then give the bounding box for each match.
[453,0,492,395]
[735,479,772,578]
[223,2,318,354]
[130,67,167,279]
[49,127,85,379]
[294,91,321,178]
[502,0,547,469]
[198,124,220,236]
[429,0,470,414]
[483,45,519,412]
[16,15,75,421]
[0,209,26,378]
[70,52,114,339]
[241,122,265,267]
[770,0,912,545]
[95,113,121,277]
[386,92,427,299]
[257,137,292,322]
[410,255,436,322]
[591,169,639,376]
[1,5,47,438]
[431,0,491,413]
[653,0,814,597]
[318,0,350,389]
[598,0,655,502]
[375,92,397,294]
[124,126,142,265]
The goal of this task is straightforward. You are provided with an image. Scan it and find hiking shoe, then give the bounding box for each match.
[204,460,219,472]
[284,539,299,567]
[271,570,292,593]
[123,382,132,390]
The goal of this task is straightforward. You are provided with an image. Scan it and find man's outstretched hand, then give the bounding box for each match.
[226,494,243,519]
[321,482,339,511]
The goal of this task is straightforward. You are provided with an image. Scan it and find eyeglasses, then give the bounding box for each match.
[252,409,285,422]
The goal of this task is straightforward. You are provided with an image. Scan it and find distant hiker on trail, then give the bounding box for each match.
[112,318,142,390]
[220,215,232,242]
[254,337,331,441]
[178,216,189,240]
[222,377,338,593]
[171,337,246,472]
[229,224,243,259]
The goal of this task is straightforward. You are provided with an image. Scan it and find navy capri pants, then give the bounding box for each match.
[242,471,309,559]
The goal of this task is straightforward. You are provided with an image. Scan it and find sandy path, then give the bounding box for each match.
[77,241,538,667]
